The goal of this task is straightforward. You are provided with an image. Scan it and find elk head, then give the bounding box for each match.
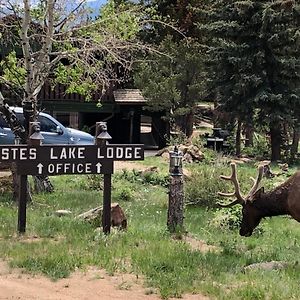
[218,163,264,236]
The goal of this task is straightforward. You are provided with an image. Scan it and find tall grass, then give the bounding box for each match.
[0,160,299,299]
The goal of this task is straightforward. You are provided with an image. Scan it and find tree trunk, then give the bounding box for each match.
[244,124,254,147]
[33,176,54,193]
[0,95,53,198]
[11,163,20,201]
[235,119,242,157]
[290,126,300,160]
[184,111,194,137]
[177,110,194,138]
[167,175,184,233]
[270,122,282,161]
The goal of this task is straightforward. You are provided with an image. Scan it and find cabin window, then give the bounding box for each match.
[141,115,152,134]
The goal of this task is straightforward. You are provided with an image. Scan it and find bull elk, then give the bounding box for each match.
[218,163,300,237]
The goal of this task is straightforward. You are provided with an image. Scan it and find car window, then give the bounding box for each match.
[38,116,58,133]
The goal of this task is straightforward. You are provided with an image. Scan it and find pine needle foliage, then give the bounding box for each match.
[198,0,300,159]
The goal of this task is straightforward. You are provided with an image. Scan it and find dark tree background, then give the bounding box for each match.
[197,0,300,161]
[134,0,205,138]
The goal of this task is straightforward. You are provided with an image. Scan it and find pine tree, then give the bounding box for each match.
[135,37,203,136]
[199,0,300,160]
[135,0,204,137]
[259,1,300,160]
[198,1,266,155]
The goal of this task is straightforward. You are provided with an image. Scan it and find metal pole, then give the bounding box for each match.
[18,175,27,233]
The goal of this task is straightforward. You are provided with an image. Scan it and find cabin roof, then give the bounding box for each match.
[113,89,146,105]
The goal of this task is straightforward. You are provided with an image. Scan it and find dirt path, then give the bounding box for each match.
[114,161,150,172]
[0,262,208,300]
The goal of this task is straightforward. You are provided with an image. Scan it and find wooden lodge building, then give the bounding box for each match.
[39,85,167,148]
[2,83,168,149]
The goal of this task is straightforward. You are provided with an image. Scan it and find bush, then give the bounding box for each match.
[242,133,270,159]
[185,160,271,208]
[210,206,241,230]
[185,161,230,208]
[210,205,266,235]
[115,186,134,201]
[86,174,103,191]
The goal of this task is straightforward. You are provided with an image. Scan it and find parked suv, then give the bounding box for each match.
[0,107,94,145]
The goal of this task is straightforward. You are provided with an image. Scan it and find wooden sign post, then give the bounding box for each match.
[0,122,144,234]
[95,122,112,234]
[18,174,27,233]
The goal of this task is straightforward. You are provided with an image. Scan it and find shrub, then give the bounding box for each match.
[115,186,134,202]
[86,174,103,191]
[242,133,270,159]
[166,131,189,146]
[210,206,266,235]
[185,161,230,208]
[210,206,241,230]
[185,160,271,208]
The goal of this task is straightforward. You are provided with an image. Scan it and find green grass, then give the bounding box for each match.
[0,158,300,299]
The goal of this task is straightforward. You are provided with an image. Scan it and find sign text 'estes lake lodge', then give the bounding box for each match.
[0,144,144,176]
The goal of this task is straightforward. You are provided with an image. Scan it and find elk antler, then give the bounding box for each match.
[218,163,264,207]
[217,163,245,207]
[247,165,264,201]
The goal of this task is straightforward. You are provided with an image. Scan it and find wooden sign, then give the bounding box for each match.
[0,144,144,164]
[17,160,113,176]
[7,120,144,235]
[8,143,144,234]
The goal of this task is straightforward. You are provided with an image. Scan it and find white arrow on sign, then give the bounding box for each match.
[37,163,44,174]
[96,162,102,173]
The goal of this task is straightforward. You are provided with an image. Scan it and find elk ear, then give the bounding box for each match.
[252,187,264,200]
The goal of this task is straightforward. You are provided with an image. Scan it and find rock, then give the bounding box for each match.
[156,147,168,156]
[76,203,127,229]
[183,153,193,163]
[161,151,169,160]
[278,163,289,172]
[111,203,127,229]
[76,207,102,224]
[183,235,221,254]
[156,144,204,162]
[138,166,159,177]
[243,261,290,271]
[231,159,245,165]
[255,161,273,178]
[136,166,161,182]
[179,145,189,154]
[256,160,271,167]
[54,210,72,217]
[186,145,204,161]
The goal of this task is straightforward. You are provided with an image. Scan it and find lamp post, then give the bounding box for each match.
[169,145,183,175]
[95,121,112,146]
[28,122,44,146]
[167,146,184,233]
